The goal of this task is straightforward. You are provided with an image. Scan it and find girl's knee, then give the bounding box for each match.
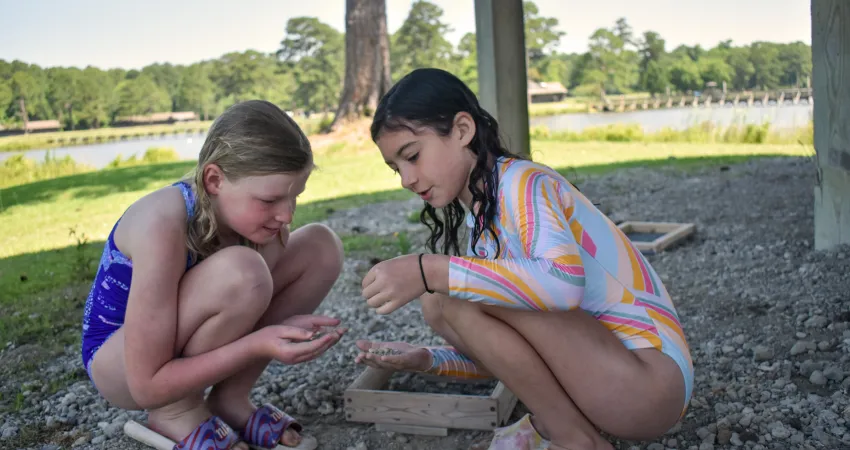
[214,246,274,309]
[299,223,344,272]
[421,294,445,326]
[424,294,479,326]
[421,293,457,326]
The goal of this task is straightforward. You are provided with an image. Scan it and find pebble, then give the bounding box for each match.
[806,316,829,328]
[790,340,812,356]
[753,345,774,362]
[717,428,732,445]
[824,366,845,382]
[810,370,828,385]
[730,432,743,446]
[770,422,791,439]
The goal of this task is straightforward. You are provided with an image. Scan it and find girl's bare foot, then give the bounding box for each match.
[354,340,433,372]
[148,400,248,450]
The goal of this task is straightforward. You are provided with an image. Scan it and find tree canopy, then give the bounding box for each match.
[0,1,812,131]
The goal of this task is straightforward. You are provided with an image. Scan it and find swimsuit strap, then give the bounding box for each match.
[173,181,197,221]
[173,181,198,269]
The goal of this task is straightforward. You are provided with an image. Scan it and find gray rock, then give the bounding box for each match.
[824,366,845,382]
[805,316,829,328]
[730,432,744,447]
[717,427,733,445]
[770,422,791,439]
[1,426,18,439]
[753,345,774,362]
[790,341,812,356]
[810,370,828,385]
[318,401,335,415]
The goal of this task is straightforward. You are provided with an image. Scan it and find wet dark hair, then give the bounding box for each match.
[370,68,527,257]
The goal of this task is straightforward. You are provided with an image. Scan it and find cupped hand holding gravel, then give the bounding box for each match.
[353,340,433,372]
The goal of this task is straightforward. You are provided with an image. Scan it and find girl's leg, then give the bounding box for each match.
[90,245,279,450]
[206,224,344,446]
[420,293,478,358]
[432,294,686,450]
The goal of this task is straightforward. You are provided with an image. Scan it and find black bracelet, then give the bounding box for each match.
[418,253,434,294]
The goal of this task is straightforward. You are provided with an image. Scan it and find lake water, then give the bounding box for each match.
[1,133,209,170]
[2,103,815,170]
[531,103,814,133]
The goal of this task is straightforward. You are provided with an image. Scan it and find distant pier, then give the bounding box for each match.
[590,88,814,113]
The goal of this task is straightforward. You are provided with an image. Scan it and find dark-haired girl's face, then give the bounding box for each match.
[376,115,477,209]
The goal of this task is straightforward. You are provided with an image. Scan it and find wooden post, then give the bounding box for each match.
[812,0,850,250]
[474,0,530,159]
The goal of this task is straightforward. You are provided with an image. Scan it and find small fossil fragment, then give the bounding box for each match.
[310,326,339,339]
[368,347,404,356]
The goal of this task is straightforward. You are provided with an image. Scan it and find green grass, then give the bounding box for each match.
[0,140,813,352]
[528,100,590,117]
[340,231,414,262]
[1,146,182,189]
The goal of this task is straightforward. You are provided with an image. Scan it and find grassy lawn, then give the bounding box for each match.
[0,141,813,353]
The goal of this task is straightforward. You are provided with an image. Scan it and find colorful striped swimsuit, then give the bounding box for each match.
[80,181,197,383]
[424,156,693,407]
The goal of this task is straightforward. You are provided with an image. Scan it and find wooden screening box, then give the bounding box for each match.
[344,367,518,436]
[617,221,696,255]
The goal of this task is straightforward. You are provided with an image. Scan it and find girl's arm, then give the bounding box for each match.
[120,190,264,409]
[423,171,587,312]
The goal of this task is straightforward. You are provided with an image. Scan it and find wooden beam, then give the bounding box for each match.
[474,0,530,159]
[617,221,696,255]
[812,0,850,250]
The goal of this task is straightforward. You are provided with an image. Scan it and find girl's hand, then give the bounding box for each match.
[280,313,341,332]
[255,324,345,365]
[354,340,433,372]
[361,254,425,314]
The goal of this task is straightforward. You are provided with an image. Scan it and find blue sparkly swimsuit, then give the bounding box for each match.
[81,181,197,381]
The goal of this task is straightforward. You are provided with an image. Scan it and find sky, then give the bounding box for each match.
[0,0,812,71]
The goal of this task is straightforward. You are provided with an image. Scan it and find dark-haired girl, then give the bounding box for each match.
[356,68,693,450]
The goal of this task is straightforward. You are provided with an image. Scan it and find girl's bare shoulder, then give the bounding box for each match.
[113,184,192,257]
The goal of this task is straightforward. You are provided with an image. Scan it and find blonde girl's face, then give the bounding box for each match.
[203,165,310,245]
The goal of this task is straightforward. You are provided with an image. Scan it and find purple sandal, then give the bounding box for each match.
[173,416,242,450]
[240,404,317,450]
[124,415,243,450]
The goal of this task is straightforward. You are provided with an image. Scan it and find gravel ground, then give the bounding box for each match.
[2,155,849,450]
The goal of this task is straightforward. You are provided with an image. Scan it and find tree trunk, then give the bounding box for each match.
[329,0,391,131]
[19,98,29,134]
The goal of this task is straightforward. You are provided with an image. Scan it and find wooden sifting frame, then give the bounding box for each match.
[344,366,518,436]
[617,221,696,255]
